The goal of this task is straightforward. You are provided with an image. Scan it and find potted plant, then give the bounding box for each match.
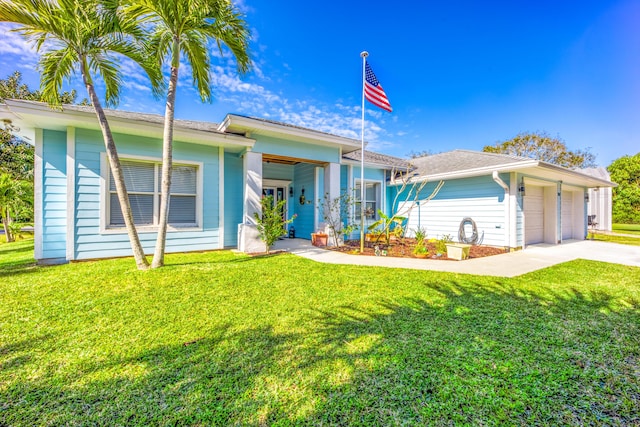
[311,231,328,247]
[413,244,429,259]
[445,242,472,260]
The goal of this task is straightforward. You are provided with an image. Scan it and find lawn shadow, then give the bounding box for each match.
[1,277,638,426]
[298,280,640,425]
[0,240,38,278]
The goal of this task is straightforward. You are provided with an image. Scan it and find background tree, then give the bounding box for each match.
[608,152,640,224]
[123,0,251,268]
[1,71,85,233]
[0,0,163,269]
[482,131,597,169]
[1,71,82,180]
[0,173,32,242]
[407,149,433,159]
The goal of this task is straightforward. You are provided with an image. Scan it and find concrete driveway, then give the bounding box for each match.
[273,239,640,277]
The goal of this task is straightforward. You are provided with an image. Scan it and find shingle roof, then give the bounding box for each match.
[580,166,611,181]
[225,113,360,143]
[410,149,533,176]
[24,100,223,134]
[342,149,409,169]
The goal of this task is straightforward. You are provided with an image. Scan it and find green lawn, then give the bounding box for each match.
[613,223,640,236]
[1,240,639,426]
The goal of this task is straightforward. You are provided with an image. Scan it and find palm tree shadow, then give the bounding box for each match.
[299,280,640,424]
[2,279,638,425]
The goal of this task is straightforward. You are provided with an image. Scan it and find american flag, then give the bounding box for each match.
[364,61,392,112]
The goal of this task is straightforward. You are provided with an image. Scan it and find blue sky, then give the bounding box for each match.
[1,0,638,166]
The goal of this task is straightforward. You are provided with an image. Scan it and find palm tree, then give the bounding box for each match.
[123,0,251,268]
[0,173,32,243]
[0,0,163,269]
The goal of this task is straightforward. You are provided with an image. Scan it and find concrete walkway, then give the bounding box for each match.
[273,239,640,277]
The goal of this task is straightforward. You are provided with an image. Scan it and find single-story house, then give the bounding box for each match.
[1,99,405,263]
[0,99,616,263]
[393,150,616,249]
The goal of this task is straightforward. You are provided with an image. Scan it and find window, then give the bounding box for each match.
[354,181,381,221]
[108,159,199,228]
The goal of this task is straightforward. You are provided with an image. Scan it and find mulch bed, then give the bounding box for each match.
[327,238,506,260]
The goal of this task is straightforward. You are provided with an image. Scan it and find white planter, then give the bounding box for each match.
[446,243,471,261]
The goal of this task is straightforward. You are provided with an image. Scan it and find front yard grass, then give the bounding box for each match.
[1,241,639,426]
[613,223,640,236]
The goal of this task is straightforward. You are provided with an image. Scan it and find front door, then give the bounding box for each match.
[262,186,287,232]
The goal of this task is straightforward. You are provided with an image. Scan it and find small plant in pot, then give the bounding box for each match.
[413,244,429,258]
[412,227,429,258]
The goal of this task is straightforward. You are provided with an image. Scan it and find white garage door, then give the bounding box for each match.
[562,191,574,240]
[524,186,544,245]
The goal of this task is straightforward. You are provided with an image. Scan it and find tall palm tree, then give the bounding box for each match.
[0,0,163,269]
[123,0,251,268]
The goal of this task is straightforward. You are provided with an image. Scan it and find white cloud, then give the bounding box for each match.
[0,24,37,58]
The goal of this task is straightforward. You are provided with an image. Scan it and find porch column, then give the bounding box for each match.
[239,151,266,253]
[323,162,341,246]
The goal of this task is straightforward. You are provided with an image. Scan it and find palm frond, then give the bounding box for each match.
[181,31,211,102]
[39,48,79,107]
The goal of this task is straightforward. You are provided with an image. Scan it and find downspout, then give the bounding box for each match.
[492,171,510,251]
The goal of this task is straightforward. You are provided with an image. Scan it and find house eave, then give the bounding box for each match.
[219,114,362,153]
[341,159,410,172]
[395,160,616,188]
[2,100,255,151]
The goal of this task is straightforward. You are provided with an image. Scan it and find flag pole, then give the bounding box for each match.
[360,51,368,253]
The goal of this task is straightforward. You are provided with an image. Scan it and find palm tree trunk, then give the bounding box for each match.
[80,61,149,270]
[152,38,180,269]
[2,208,14,243]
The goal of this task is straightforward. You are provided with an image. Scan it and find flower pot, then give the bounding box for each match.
[445,243,471,260]
[311,232,328,247]
[414,253,428,259]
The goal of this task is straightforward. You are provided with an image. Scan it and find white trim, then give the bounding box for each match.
[218,147,224,249]
[354,177,384,224]
[314,167,321,232]
[65,127,76,261]
[348,164,354,221]
[262,178,292,187]
[218,114,361,152]
[508,172,518,249]
[99,153,204,234]
[3,100,255,150]
[99,153,107,232]
[34,128,43,260]
[391,161,614,189]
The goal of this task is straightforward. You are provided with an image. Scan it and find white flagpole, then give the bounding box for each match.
[360,51,368,253]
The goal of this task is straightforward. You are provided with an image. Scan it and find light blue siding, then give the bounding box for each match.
[397,175,508,247]
[351,165,386,182]
[340,165,349,192]
[224,152,243,248]
[41,130,67,260]
[72,128,222,260]
[292,163,317,238]
[253,135,340,163]
[263,162,294,181]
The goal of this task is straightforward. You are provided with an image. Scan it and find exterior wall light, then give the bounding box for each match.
[299,187,306,205]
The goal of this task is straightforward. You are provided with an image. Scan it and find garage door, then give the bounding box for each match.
[524,186,544,245]
[562,191,574,240]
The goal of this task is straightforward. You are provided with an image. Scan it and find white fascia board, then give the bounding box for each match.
[388,161,540,186]
[4,100,255,150]
[388,159,618,189]
[219,114,362,151]
[533,163,617,188]
[340,159,401,170]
